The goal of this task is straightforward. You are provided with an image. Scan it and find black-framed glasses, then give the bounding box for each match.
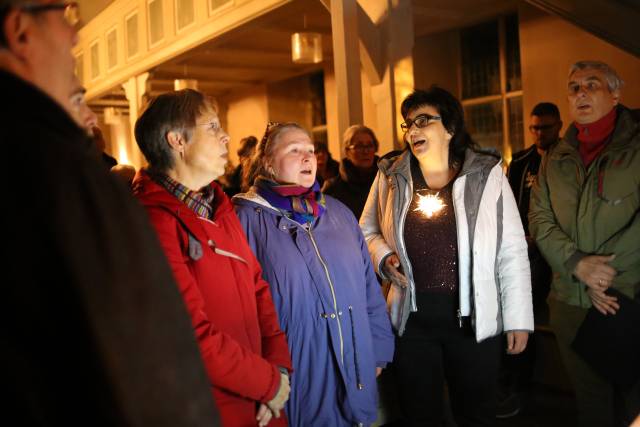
[529,124,557,132]
[347,144,376,153]
[400,113,442,132]
[21,2,79,27]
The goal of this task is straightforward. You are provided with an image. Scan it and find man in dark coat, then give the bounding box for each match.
[0,2,219,425]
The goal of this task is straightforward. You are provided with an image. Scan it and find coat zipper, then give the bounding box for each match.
[348,305,364,390]
[307,228,345,365]
[396,173,414,307]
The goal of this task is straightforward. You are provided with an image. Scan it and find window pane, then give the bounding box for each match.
[107,29,117,69]
[90,42,100,79]
[461,21,500,99]
[126,13,138,58]
[176,0,195,30]
[148,0,164,46]
[75,53,83,85]
[465,101,503,152]
[210,0,231,10]
[506,14,522,92]
[508,96,524,154]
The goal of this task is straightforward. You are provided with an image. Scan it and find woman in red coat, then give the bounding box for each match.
[132,89,292,427]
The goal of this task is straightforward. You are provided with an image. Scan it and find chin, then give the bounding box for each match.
[299,178,316,188]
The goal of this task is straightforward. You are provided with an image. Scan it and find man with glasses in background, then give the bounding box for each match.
[0,1,219,425]
[530,60,640,427]
[496,102,561,418]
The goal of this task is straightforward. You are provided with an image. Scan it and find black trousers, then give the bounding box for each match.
[393,292,502,427]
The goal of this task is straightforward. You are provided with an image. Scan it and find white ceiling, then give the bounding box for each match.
[89,0,517,109]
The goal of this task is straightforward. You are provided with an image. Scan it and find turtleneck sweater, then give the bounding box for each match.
[575,107,617,167]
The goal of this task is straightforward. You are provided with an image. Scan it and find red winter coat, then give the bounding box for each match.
[133,171,292,427]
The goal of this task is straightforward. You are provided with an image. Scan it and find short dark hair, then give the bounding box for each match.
[530,102,560,119]
[400,86,476,168]
[134,89,214,173]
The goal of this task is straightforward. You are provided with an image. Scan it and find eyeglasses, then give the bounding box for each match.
[21,2,80,27]
[347,144,376,153]
[529,124,557,132]
[400,113,442,133]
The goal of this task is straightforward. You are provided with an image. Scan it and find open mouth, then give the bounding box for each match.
[300,170,313,175]
[577,104,590,111]
[412,139,426,148]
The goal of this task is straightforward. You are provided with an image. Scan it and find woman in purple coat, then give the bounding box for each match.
[233,122,394,426]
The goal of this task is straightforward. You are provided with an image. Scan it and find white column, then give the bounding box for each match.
[330,0,363,153]
[122,72,150,168]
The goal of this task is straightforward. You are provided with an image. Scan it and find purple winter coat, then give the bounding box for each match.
[233,190,394,426]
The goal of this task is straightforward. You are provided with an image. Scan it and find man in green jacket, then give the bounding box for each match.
[530,60,639,427]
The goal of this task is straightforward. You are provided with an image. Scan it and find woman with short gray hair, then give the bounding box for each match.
[132,89,292,427]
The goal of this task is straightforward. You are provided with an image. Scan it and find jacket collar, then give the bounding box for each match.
[233,188,280,213]
[378,147,500,179]
[338,157,379,185]
[553,105,639,160]
[1,70,90,147]
[133,169,232,236]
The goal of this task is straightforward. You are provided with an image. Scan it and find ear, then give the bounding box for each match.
[166,131,185,153]
[3,9,33,61]
[611,89,620,106]
[445,130,453,142]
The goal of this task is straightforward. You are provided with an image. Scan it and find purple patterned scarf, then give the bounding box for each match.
[255,176,326,225]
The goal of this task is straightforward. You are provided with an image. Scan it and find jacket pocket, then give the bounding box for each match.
[599,154,639,205]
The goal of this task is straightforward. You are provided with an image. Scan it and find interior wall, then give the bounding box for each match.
[266,75,314,130]
[222,85,269,165]
[412,29,460,96]
[519,2,640,148]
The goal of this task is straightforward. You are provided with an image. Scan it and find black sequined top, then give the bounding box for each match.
[403,156,460,295]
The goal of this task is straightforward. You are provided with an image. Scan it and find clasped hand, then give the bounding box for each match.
[256,372,290,427]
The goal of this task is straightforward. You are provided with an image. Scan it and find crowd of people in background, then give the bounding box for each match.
[2,1,638,426]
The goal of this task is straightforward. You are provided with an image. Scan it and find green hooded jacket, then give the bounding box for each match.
[529,105,640,307]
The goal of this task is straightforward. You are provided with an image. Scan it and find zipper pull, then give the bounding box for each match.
[457,309,463,328]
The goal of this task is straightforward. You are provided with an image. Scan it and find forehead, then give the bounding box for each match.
[530,114,558,124]
[352,132,373,143]
[568,68,606,84]
[408,104,438,118]
[277,128,311,146]
[196,107,218,122]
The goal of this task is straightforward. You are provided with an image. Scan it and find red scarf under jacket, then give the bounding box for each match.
[575,107,617,167]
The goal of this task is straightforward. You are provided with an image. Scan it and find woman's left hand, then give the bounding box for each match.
[256,403,273,427]
[506,331,528,355]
